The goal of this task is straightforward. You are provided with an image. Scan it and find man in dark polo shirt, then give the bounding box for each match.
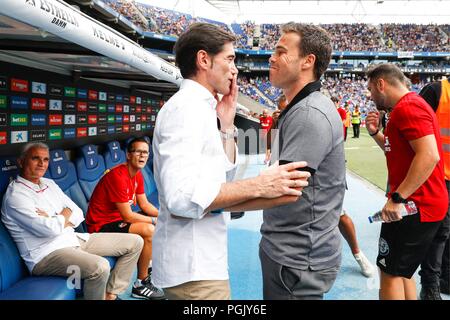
[260,22,346,300]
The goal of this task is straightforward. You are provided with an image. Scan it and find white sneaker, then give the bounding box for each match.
[353,251,375,278]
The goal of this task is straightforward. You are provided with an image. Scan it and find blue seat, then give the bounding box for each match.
[0,156,18,195]
[45,149,89,233]
[141,165,159,209]
[75,145,106,201]
[104,141,126,170]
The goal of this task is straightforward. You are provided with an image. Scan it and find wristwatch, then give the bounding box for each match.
[391,192,407,204]
[220,126,238,140]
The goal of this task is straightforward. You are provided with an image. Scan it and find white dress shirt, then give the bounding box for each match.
[152,79,237,288]
[1,175,88,272]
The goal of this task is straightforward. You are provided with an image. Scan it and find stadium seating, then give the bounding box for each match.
[75,144,106,201]
[45,150,88,233]
[104,141,126,170]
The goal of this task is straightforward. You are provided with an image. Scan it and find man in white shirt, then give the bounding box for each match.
[152,22,311,300]
[1,142,144,300]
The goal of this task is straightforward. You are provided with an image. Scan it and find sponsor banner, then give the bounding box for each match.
[130,124,136,132]
[107,126,115,134]
[64,86,76,97]
[49,114,63,126]
[108,93,115,101]
[78,89,87,99]
[123,125,129,133]
[141,124,146,130]
[107,104,115,112]
[98,103,106,112]
[32,82,47,94]
[10,96,28,109]
[107,115,115,123]
[0,76,7,90]
[77,115,87,124]
[88,103,97,112]
[64,114,76,125]
[123,115,129,123]
[116,126,123,133]
[31,98,47,110]
[88,90,98,100]
[98,115,107,124]
[98,126,107,135]
[0,113,6,126]
[115,104,123,113]
[123,105,130,113]
[49,84,63,96]
[130,106,135,113]
[136,115,141,122]
[136,97,142,105]
[123,96,130,103]
[11,114,28,126]
[31,114,46,126]
[116,115,123,123]
[151,115,156,122]
[77,127,87,138]
[116,95,123,102]
[88,127,97,136]
[88,115,97,124]
[0,95,6,108]
[49,99,62,111]
[136,106,142,113]
[49,129,62,140]
[11,130,28,144]
[77,101,87,112]
[64,101,76,111]
[99,91,107,101]
[64,128,76,139]
[11,78,29,92]
[31,130,46,142]
[130,96,136,104]
[146,107,152,113]
[0,131,7,144]
[130,115,135,123]
[141,115,147,122]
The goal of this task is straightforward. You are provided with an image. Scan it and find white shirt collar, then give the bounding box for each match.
[16,175,47,192]
[180,79,218,110]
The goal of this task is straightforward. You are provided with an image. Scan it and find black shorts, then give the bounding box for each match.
[376,212,441,278]
[99,220,131,233]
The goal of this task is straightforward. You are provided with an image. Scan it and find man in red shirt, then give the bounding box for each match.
[260,109,273,162]
[86,137,165,300]
[365,64,448,300]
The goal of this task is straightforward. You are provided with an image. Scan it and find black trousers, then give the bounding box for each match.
[419,180,450,287]
[352,124,360,138]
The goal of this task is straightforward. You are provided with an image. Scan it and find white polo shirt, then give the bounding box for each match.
[152,79,237,288]
[1,176,87,272]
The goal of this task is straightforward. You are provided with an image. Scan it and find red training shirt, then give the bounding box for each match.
[385,92,448,222]
[86,164,145,232]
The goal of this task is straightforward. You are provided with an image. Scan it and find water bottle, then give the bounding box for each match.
[368,200,418,223]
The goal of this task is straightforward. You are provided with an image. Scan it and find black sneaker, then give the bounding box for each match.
[132,277,166,300]
[420,286,442,300]
[440,278,449,295]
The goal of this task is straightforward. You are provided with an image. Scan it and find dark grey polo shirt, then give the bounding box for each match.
[261,91,346,271]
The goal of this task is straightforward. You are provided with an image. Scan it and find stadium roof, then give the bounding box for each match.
[144,0,450,24]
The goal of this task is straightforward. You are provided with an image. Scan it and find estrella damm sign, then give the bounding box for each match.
[64,87,76,97]
[0,95,6,108]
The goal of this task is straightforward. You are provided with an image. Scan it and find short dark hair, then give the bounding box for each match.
[127,137,149,153]
[366,63,408,87]
[281,22,332,80]
[174,23,236,79]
